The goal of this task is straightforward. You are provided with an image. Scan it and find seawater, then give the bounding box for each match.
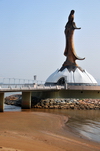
[4,104,21,112]
[4,105,100,143]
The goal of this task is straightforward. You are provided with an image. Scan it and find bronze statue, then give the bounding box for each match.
[60,10,85,71]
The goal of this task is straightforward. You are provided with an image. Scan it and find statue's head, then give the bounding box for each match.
[70,10,75,14]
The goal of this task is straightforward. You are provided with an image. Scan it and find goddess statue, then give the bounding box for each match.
[61,10,85,71]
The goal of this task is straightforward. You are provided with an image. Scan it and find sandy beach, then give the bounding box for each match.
[0,111,100,151]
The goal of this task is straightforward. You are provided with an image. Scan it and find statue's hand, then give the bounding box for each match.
[72,22,81,30]
[75,27,81,29]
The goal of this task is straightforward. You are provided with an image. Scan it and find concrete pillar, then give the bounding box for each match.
[22,92,31,109]
[0,93,4,112]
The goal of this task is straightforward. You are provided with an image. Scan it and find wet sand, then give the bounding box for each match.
[0,111,100,151]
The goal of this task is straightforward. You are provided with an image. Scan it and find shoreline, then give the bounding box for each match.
[0,111,100,151]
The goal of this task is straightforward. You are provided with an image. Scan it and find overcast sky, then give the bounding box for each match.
[0,0,100,84]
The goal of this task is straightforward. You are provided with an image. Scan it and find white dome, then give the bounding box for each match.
[45,68,97,85]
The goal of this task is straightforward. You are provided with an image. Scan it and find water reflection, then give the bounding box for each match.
[63,110,100,142]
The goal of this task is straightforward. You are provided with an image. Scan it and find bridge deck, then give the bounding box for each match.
[0,85,100,92]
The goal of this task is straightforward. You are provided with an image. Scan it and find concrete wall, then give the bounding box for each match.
[32,90,100,99]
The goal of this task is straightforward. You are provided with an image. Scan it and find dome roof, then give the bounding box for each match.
[45,68,97,85]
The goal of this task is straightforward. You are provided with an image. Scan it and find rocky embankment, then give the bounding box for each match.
[5,94,22,106]
[33,98,100,110]
[5,95,100,110]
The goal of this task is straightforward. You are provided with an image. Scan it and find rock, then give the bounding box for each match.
[70,105,74,109]
[5,94,22,106]
[49,106,54,109]
[95,106,99,110]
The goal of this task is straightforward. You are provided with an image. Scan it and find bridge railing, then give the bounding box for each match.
[0,77,45,85]
[0,83,65,91]
[0,77,65,90]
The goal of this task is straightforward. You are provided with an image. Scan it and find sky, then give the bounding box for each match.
[0,0,100,84]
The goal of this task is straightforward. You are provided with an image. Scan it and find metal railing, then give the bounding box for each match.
[0,77,65,92]
[0,77,45,85]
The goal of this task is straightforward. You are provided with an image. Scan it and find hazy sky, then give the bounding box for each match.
[0,0,100,83]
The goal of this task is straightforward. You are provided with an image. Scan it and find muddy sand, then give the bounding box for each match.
[0,111,100,151]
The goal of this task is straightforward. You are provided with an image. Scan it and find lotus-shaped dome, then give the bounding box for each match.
[45,68,97,86]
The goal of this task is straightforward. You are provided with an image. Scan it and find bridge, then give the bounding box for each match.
[0,78,100,112]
